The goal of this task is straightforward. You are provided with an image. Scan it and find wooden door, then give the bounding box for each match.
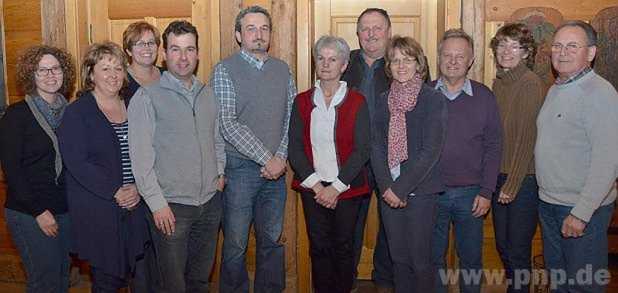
[309,0,440,280]
[64,0,220,84]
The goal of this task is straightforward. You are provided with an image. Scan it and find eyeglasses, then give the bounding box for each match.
[35,66,62,77]
[551,42,588,54]
[496,44,524,53]
[133,40,157,49]
[390,57,417,66]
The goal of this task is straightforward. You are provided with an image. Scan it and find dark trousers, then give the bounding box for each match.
[146,193,222,293]
[352,192,393,288]
[381,193,437,293]
[91,266,127,293]
[301,191,365,293]
[492,174,539,293]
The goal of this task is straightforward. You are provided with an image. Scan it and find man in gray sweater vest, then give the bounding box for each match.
[535,20,618,293]
[210,6,296,293]
[129,21,226,292]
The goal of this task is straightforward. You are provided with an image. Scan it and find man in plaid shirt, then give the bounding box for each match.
[210,5,296,293]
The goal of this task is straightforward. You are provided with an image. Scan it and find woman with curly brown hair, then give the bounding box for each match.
[0,45,75,292]
[489,22,545,293]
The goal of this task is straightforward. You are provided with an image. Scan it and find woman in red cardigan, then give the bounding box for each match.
[288,35,370,293]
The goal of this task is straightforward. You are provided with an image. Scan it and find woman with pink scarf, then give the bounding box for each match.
[370,35,448,293]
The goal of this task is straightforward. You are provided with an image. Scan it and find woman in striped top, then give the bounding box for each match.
[57,42,148,292]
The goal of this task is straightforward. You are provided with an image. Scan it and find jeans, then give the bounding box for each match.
[381,193,437,293]
[146,192,222,293]
[352,192,393,288]
[220,156,286,293]
[539,200,614,293]
[433,186,484,293]
[301,192,364,293]
[5,208,71,293]
[492,174,539,293]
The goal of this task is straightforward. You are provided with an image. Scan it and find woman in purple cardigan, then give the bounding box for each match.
[57,42,148,292]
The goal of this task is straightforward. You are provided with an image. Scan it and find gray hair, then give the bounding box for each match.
[555,20,597,46]
[235,5,272,33]
[313,35,351,64]
[438,28,474,54]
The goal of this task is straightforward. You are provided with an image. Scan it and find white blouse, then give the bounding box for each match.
[300,80,350,193]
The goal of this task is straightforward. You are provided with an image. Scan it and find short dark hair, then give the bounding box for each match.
[357,8,391,32]
[163,20,199,50]
[235,5,272,33]
[490,22,537,69]
[17,45,75,97]
[555,20,597,46]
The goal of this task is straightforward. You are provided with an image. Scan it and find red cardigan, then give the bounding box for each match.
[289,87,371,199]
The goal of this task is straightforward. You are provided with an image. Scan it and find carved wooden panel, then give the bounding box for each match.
[591,6,618,91]
[510,7,564,87]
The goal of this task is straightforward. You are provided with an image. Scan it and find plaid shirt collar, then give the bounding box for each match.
[240,50,269,70]
[555,66,592,85]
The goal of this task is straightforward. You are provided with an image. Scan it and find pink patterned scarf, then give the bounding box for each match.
[388,73,423,169]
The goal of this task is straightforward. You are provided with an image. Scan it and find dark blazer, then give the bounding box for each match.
[371,84,448,200]
[57,91,147,277]
[0,99,67,216]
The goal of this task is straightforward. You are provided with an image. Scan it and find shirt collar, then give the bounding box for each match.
[240,49,269,70]
[555,66,592,85]
[313,80,348,109]
[434,77,473,100]
[162,71,202,94]
[359,51,385,70]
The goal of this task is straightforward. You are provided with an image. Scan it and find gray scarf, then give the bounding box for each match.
[32,94,67,129]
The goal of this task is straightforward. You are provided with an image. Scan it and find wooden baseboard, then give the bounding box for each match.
[0,254,25,283]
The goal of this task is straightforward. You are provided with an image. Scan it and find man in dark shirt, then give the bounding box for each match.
[430,29,502,293]
[341,8,393,293]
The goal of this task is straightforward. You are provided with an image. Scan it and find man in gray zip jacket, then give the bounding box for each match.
[128,20,225,293]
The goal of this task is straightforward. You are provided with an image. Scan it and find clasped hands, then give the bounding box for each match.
[114,184,140,210]
[260,156,287,180]
[311,182,340,209]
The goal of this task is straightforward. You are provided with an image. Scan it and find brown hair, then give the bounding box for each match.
[17,45,75,97]
[385,35,428,80]
[122,21,161,60]
[79,41,128,96]
[490,23,537,69]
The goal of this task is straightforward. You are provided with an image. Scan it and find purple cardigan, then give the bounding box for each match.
[430,79,503,198]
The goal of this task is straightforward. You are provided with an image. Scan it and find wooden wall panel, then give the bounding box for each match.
[219,0,242,60]
[42,0,67,49]
[108,0,192,20]
[486,0,618,21]
[3,0,41,103]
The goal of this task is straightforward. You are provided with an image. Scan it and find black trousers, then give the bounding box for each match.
[381,193,438,293]
[301,191,366,293]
